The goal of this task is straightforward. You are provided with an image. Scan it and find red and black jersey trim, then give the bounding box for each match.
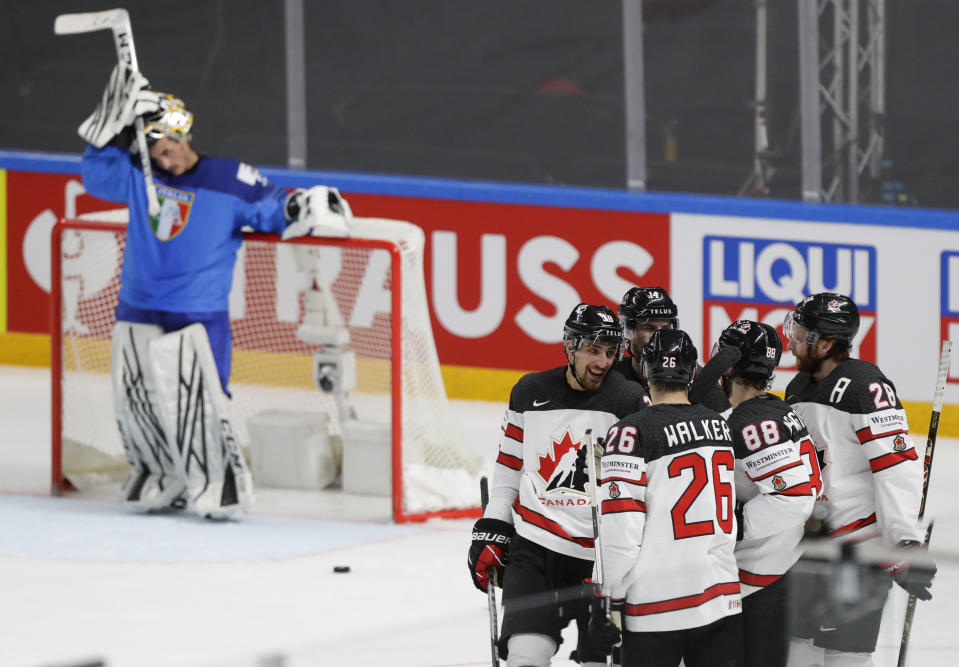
[739,569,783,588]
[625,581,740,616]
[513,498,594,548]
[829,513,877,537]
[503,423,523,443]
[855,426,908,444]
[869,449,918,473]
[496,451,523,471]
[600,472,647,487]
[749,459,804,482]
[601,498,646,514]
[771,481,813,497]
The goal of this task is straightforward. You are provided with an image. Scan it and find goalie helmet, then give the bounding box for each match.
[563,304,625,354]
[617,286,679,325]
[642,328,697,384]
[716,320,782,379]
[143,93,194,144]
[786,292,860,349]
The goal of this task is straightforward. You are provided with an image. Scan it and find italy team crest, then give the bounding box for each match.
[150,185,194,241]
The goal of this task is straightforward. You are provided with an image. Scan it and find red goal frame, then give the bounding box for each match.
[50,218,480,523]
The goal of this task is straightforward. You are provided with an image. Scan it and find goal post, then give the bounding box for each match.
[50,215,487,522]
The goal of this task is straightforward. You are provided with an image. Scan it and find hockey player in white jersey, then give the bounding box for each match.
[783,292,934,666]
[590,329,742,667]
[614,286,729,413]
[467,304,647,666]
[699,320,818,667]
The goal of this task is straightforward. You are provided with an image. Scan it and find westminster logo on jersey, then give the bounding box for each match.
[537,427,589,495]
[150,185,195,241]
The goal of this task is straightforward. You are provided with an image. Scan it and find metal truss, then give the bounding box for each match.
[799,0,886,203]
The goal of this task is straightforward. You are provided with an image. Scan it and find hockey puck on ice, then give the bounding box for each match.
[333,565,351,573]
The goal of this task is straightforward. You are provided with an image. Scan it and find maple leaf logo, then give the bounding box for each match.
[537,427,588,494]
[893,434,907,452]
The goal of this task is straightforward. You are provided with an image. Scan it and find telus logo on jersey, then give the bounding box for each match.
[939,251,959,383]
[535,427,590,503]
[703,236,877,366]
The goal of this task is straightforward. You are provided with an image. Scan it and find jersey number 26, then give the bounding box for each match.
[668,450,736,539]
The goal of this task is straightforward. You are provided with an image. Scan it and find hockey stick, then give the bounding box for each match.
[584,429,605,586]
[584,428,614,667]
[54,8,161,217]
[897,339,952,667]
[479,476,499,667]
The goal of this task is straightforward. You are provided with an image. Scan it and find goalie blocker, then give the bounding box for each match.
[112,321,253,517]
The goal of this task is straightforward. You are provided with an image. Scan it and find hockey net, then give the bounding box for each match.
[51,213,486,522]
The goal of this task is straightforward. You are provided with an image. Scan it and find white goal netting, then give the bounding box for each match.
[53,213,486,520]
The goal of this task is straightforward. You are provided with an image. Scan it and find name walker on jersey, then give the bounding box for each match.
[664,418,732,447]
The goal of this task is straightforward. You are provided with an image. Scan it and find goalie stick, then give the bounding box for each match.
[54,8,161,217]
[897,339,952,667]
[479,476,499,667]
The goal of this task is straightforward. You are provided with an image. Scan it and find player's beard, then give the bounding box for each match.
[573,362,609,391]
[795,349,824,375]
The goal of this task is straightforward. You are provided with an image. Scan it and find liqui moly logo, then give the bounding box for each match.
[939,251,959,383]
[702,236,877,367]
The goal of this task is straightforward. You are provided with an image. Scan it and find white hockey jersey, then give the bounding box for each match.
[728,394,818,596]
[484,366,647,560]
[598,402,742,632]
[785,359,923,545]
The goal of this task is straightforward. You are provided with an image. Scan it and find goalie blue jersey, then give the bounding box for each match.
[81,145,290,312]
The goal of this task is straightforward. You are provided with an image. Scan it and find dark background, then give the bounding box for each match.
[2,1,956,208]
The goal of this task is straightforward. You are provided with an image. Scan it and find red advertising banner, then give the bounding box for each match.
[7,171,126,334]
[6,172,670,373]
[348,194,670,370]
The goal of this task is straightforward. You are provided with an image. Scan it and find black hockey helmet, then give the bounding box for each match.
[642,328,697,383]
[787,292,860,349]
[618,287,679,325]
[716,320,782,379]
[563,303,625,353]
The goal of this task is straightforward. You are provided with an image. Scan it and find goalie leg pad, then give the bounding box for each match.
[111,321,185,509]
[148,323,254,516]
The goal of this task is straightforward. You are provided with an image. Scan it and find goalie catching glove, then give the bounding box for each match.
[467,517,514,592]
[282,185,353,239]
[78,64,162,148]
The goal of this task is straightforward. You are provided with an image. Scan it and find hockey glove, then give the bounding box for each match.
[282,186,353,239]
[587,586,623,656]
[689,345,741,405]
[468,517,514,592]
[884,540,936,601]
[78,64,161,148]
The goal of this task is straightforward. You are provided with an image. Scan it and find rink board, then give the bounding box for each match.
[1,150,958,430]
